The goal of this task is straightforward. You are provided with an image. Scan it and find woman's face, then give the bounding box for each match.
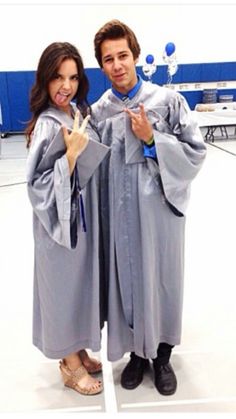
[48,58,79,114]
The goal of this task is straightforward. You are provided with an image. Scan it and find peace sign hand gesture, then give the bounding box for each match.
[62,111,90,174]
[125,103,153,143]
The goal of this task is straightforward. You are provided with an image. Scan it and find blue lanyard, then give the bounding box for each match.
[75,168,87,233]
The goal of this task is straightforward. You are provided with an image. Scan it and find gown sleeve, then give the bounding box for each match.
[26,118,110,249]
[152,92,207,215]
[76,122,111,189]
[26,119,77,249]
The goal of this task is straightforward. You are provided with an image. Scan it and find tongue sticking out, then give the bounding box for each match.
[55,93,69,106]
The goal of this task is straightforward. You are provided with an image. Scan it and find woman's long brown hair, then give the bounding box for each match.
[25,42,89,147]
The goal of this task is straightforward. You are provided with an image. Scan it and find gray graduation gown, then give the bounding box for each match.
[92,81,207,361]
[26,106,109,359]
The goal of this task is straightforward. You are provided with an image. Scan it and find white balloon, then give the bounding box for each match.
[168,61,178,76]
[163,52,168,63]
[163,50,178,83]
[142,62,157,82]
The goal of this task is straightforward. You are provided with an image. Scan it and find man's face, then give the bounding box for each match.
[101,37,138,94]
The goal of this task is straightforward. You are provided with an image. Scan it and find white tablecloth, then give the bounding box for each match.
[192,109,236,128]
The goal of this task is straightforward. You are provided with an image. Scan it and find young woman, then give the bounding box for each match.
[26,42,108,396]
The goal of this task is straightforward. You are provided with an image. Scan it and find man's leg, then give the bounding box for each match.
[152,342,177,395]
[121,352,149,390]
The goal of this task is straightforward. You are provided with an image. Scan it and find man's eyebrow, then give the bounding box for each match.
[103,50,128,59]
[103,54,112,60]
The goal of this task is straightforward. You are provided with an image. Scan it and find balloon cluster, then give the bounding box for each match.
[142,43,178,85]
[142,54,157,83]
[163,42,178,85]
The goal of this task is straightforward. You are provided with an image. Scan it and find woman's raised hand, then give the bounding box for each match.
[63,111,90,174]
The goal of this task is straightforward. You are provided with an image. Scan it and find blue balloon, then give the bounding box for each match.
[145,54,154,64]
[165,42,175,57]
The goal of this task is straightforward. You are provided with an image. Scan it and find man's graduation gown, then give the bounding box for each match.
[26,106,109,359]
[92,80,207,361]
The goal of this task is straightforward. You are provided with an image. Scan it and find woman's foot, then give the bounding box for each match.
[59,359,103,395]
[78,349,102,374]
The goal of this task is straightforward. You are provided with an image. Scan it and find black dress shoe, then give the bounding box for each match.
[153,361,177,395]
[121,352,149,389]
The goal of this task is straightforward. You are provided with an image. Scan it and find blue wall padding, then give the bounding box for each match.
[181,91,203,109]
[85,68,107,103]
[0,72,11,132]
[6,71,34,132]
[181,64,202,83]
[219,62,236,81]
[1,62,236,133]
[201,63,220,82]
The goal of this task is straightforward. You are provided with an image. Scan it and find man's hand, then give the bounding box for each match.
[125,103,153,143]
[62,111,90,174]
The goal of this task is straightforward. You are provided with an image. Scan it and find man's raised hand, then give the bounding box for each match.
[125,103,153,143]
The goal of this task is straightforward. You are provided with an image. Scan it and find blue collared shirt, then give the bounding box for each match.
[112,74,142,101]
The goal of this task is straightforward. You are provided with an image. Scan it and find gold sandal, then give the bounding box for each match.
[78,349,102,374]
[59,360,103,395]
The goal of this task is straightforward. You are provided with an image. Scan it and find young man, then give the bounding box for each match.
[92,20,206,395]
